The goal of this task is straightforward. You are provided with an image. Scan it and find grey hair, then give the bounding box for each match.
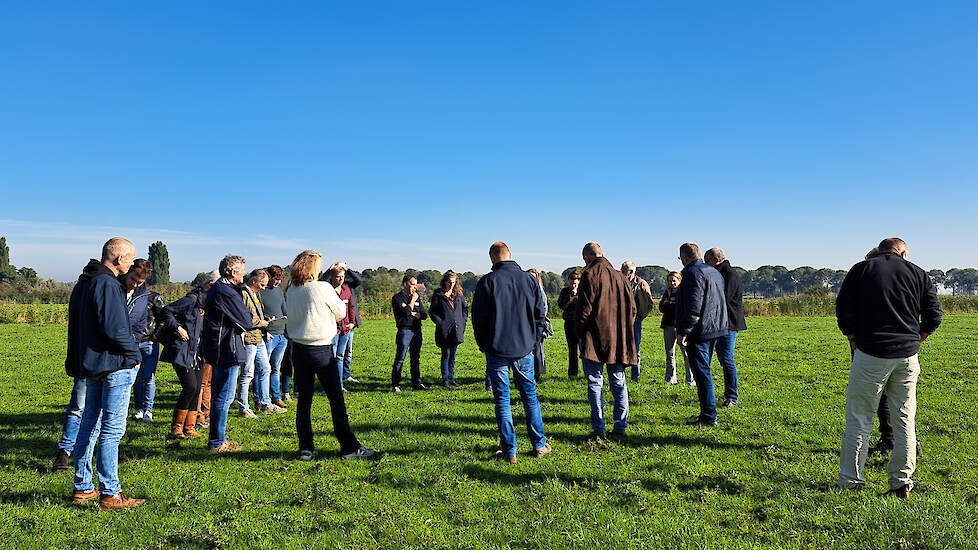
[621,260,636,272]
[206,269,221,284]
[219,254,246,278]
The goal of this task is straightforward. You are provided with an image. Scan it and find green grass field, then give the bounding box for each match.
[1,316,977,549]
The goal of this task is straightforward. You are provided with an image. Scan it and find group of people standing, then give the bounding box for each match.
[51,234,940,509]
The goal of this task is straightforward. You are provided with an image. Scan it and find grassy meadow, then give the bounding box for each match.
[1,316,977,549]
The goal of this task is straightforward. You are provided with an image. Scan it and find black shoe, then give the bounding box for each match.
[686,415,717,427]
[608,431,627,441]
[882,484,912,499]
[722,399,738,408]
[53,449,71,470]
[449,380,461,388]
[412,383,429,391]
[298,450,318,462]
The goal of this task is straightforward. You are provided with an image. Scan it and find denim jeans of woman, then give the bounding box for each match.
[265,334,288,401]
[440,345,458,383]
[237,342,271,411]
[132,342,159,415]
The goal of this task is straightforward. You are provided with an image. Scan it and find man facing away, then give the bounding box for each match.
[836,237,942,498]
[472,241,551,463]
[390,275,428,393]
[704,248,747,408]
[675,242,728,427]
[64,237,145,510]
[621,260,653,383]
[201,254,254,453]
[576,243,637,439]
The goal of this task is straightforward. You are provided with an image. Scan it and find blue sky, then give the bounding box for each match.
[2,2,976,281]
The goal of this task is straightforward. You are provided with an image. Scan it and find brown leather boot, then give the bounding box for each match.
[168,409,188,439]
[99,492,146,510]
[183,410,202,438]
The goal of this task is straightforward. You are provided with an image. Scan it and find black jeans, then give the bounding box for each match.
[173,364,203,410]
[391,328,422,387]
[564,322,579,376]
[291,342,360,454]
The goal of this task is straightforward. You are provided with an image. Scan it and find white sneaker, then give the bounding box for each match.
[141,411,153,423]
[134,410,144,421]
[240,409,257,418]
[345,376,359,384]
[269,404,287,414]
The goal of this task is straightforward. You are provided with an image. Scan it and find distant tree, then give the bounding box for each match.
[147,241,170,285]
[0,237,9,271]
[927,269,946,291]
[541,271,563,297]
[636,265,669,294]
[190,272,211,287]
[417,269,443,291]
[17,267,39,286]
[561,266,584,280]
[459,271,480,294]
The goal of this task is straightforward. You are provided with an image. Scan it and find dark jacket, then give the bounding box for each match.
[471,260,546,359]
[575,256,638,366]
[201,278,254,368]
[659,288,679,329]
[836,252,943,359]
[429,291,468,348]
[392,289,427,330]
[259,285,287,336]
[676,259,728,344]
[64,260,141,379]
[160,287,207,369]
[124,282,178,343]
[557,286,579,321]
[714,260,747,332]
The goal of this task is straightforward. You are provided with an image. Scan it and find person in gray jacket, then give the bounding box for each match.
[675,242,727,427]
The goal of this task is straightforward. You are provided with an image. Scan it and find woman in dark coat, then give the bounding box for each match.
[428,270,467,389]
[557,269,582,377]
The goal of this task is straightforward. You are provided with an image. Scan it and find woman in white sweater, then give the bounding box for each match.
[285,250,375,461]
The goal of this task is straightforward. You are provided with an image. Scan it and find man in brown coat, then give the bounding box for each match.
[576,242,637,439]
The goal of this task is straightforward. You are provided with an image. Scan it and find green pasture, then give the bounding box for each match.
[1,316,977,549]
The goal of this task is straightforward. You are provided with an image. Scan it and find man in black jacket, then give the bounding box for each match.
[675,243,727,427]
[390,275,428,392]
[705,248,747,408]
[471,242,550,463]
[63,237,146,510]
[835,238,942,499]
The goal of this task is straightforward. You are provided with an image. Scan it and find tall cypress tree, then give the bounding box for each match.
[0,237,9,271]
[147,241,170,285]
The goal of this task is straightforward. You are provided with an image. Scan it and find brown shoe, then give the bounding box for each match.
[72,489,99,504]
[209,440,242,454]
[493,449,517,464]
[532,443,552,458]
[183,410,202,438]
[274,399,288,408]
[883,484,912,499]
[168,409,188,440]
[99,492,146,510]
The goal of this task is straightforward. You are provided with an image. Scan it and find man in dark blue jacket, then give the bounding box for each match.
[675,242,728,427]
[471,242,550,463]
[201,254,254,453]
[63,237,146,510]
[835,238,942,499]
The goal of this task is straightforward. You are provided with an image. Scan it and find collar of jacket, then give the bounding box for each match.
[491,260,523,271]
[584,256,613,271]
[716,260,732,275]
[78,259,114,282]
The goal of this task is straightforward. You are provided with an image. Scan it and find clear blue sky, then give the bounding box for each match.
[2,2,976,281]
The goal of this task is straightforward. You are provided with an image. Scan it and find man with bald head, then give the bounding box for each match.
[704,247,746,408]
[472,242,550,463]
[63,237,146,509]
[835,237,942,498]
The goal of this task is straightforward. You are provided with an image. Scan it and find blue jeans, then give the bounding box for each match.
[391,328,422,387]
[582,358,629,434]
[266,334,288,401]
[486,353,546,457]
[238,342,271,411]
[333,331,354,390]
[688,339,718,423]
[440,345,458,383]
[714,331,739,403]
[132,342,159,414]
[631,319,643,381]
[208,364,241,449]
[72,367,138,495]
[58,377,92,454]
[342,328,355,379]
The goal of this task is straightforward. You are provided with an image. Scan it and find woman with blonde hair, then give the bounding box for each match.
[428,270,468,389]
[285,250,374,461]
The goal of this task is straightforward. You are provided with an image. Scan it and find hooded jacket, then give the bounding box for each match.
[124,281,179,343]
[160,287,207,369]
[429,291,468,348]
[676,259,728,344]
[64,260,141,378]
[472,260,547,359]
[714,260,748,332]
[201,278,254,368]
[575,256,638,366]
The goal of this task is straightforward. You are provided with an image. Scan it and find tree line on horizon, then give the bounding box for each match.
[2,236,978,303]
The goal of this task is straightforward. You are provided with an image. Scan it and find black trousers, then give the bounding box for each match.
[533,339,547,381]
[173,364,203,410]
[564,322,579,376]
[291,342,360,454]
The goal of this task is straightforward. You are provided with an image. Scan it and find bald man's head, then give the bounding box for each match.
[582,242,603,259]
[489,241,512,263]
[878,237,908,258]
[101,237,136,275]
